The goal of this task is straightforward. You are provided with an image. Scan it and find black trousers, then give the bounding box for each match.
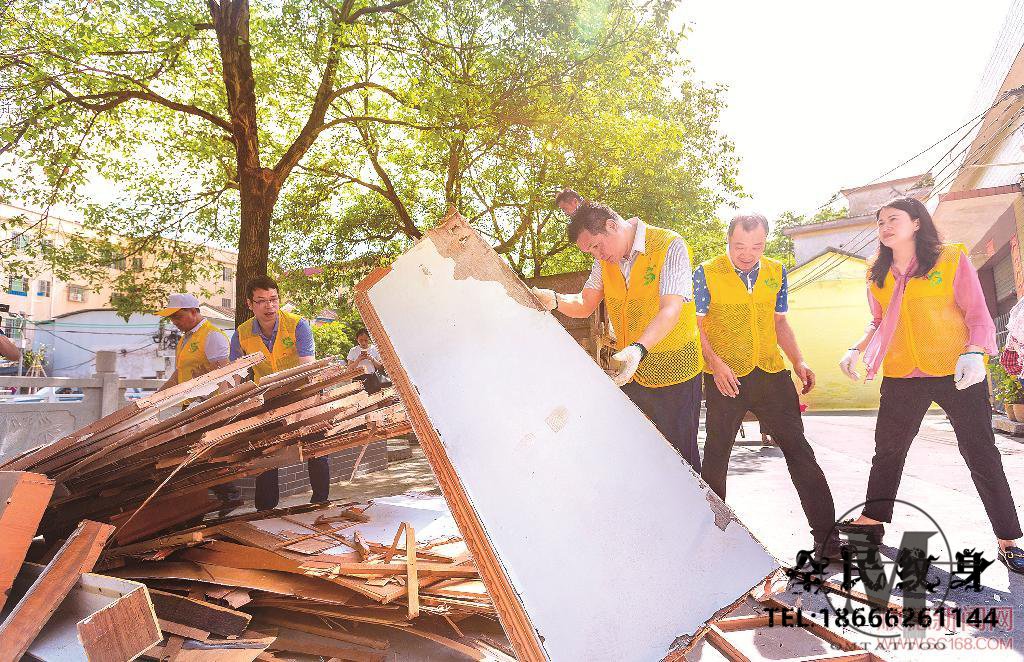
[355,372,382,395]
[254,457,331,511]
[863,376,1022,540]
[702,368,837,540]
[621,373,702,471]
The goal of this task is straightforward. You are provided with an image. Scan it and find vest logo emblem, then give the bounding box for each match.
[763,276,779,290]
[927,270,943,286]
[189,341,199,352]
[643,265,656,286]
[282,337,295,348]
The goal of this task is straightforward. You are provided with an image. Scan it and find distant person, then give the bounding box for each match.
[229,275,329,509]
[838,196,1023,574]
[555,189,584,217]
[346,328,383,394]
[155,293,229,391]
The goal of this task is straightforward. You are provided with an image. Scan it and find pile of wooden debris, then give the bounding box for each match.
[0,354,512,661]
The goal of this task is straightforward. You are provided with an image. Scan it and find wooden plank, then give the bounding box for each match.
[251,610,389,650]
[0,520,114,662]
[267,626,386,661]
[149,588,252,637]
[0,471,55,612]
[713,613,772,632]
[159,617,211,640]
[109,562,358,605]
[405,524,419,619]
[704,624,751,662]
[109,489,217,545]
[103,531,205,561]
[149,636,276,662]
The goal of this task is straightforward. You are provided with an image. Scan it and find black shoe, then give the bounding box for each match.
[837,518,884,545]
[999,546,1024,575]
[813,532,844,563]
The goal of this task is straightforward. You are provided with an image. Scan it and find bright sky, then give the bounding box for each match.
[673,0,1015,220]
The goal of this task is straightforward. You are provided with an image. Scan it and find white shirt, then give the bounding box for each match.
[184,319,230,362]
[347,344,382,375]
[583,219,693,299]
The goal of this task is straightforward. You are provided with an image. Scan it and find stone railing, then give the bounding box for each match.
[0,351,164,461]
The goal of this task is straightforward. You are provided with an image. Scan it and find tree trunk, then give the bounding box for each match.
[234,167,280,325]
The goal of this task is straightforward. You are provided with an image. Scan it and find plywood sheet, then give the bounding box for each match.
[356,213,779,661]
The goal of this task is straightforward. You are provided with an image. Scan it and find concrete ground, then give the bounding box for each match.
[272,416,1024,660]
[716,412,1024,661]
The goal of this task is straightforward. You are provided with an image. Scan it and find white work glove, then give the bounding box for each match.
[954,352,986,390]
[839,348,861,382]
[531,287,558,312]
[610,343,646,387]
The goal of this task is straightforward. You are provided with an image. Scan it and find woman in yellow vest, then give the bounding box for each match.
[838,197,1023,574]
[696,213,839,560]
[229,275,329,511]
[530,201,705,469]
[155,293,230,391]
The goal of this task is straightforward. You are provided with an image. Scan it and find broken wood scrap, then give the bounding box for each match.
[0,471,55,612]
[148,588,251,638]
[4,564,161,662]
[0,520,114,662]
[267,626,386,662]
[144,634,276,662]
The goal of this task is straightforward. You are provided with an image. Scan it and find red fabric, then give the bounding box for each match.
[1001,348,1022,376]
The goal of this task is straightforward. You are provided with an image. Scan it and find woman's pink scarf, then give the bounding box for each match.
[863,258,917,381]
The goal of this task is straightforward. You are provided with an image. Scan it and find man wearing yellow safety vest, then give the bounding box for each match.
[156,293,230,391]
[531,201,704,469]
[229,275,328,511]
[695,213,839,558]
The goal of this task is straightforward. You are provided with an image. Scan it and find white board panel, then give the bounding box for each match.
[366,235,779,661]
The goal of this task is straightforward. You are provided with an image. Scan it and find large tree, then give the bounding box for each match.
[2,0,742,321]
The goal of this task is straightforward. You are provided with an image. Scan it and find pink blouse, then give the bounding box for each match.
[867,253,997,378]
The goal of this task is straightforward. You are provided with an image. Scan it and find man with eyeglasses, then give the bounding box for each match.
[229,275,327,510]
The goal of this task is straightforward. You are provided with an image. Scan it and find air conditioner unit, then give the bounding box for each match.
[69,291,84,302]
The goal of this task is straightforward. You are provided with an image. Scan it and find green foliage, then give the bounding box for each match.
[989,361,1023,404]
[3,0,744,318]
[765,207,848,268]
[311,313,364,360]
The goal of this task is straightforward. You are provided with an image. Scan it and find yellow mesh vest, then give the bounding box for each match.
[238,310,303,384]
[175,319,228,384]
[601,225,703,387]
[870,244,970,377]
[701,254,787,377]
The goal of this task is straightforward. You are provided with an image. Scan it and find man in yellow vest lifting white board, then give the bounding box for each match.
[155,293,230,391]
[229,275,328,510]
[531,200,704,470]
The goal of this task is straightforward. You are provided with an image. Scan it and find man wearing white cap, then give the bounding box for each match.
[156,293,230,391]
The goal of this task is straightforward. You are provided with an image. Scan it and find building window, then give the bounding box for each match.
[113,258,127,271]
[9,232,29,251]
[221,298,232,308]
[37,280,51,297]
[222,266,233,282]
[68,284,87,303]
[131,257,143,272]
[1,317,23,341]
[6,275,27,294]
